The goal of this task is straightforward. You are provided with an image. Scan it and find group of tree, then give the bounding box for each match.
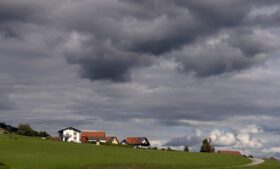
[200,138,215,153]
[183,138,215,153]
[16,124,50,137]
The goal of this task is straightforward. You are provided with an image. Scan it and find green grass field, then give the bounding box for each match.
[0,134,279,169]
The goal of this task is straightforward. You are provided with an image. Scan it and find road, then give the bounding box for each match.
[244,158,265,166]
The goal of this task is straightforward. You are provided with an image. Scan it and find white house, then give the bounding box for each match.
[58,127,81,143]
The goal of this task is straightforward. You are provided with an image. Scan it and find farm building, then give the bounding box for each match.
[121,137,150,147]
[81,131,106,143]
[218,150,242,156]
[58,127,81,143]
[105,136,119,144]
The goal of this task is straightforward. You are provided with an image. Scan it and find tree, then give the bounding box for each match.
[16,124,50,137]
[37,131,50,138]
[17,124,37,136]
[200,138,215,153]
[184,145,189,152]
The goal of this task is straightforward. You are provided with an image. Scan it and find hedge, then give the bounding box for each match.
[0,162,10,169]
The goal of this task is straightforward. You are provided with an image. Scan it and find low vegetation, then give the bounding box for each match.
[0,162,9,169]
[0,134,279,169]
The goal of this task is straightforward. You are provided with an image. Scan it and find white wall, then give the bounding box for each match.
[60,129,81,143]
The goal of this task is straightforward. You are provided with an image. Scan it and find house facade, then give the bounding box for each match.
[58,127,81,143]
[105,136,119,144]
[121,137,150,147]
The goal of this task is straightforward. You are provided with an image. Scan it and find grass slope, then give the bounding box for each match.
[0,134,268,169]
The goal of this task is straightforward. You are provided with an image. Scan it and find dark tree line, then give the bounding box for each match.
[16,124,50,137]
[183,138,214,153]
[0,122,17,132]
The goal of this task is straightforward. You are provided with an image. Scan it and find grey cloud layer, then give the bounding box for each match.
[59,0,280,81]
[1,0,278,81]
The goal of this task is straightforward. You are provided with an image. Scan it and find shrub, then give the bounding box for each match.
[0,162,10,169]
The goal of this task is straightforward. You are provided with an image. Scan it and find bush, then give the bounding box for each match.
[17,124,37,136]
[0,162,10,169]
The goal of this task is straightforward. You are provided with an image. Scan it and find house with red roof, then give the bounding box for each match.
[81,131,106,143]
[121,137,150,147]
[105,136,119,144]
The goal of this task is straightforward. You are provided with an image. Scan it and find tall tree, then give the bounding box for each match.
[200,138,215,153]
[184,145,189,152]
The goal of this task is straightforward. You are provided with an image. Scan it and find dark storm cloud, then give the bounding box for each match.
[0,0,50,38]
[0,0,40,23]
[172,28,279,77]
[54,0,280,81]
[64,34,152,82]
[1,0,280,81]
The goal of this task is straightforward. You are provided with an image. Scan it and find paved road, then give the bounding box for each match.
[244,158,265,166]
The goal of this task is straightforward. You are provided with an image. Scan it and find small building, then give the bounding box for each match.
[58,127,81,143]
[105,136,119,144]
[121,137,150,147]
[0,128,6,134]
[81,131,106,143]
[218,150,242,156]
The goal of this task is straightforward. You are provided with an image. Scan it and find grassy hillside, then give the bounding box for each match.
[0,134,276,169]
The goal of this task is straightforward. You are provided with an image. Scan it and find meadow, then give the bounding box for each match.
[0,134,279,169]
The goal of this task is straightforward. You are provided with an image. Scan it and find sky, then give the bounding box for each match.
[1,0,280,158]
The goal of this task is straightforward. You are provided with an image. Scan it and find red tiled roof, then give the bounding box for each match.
[123,137,149,145]
[81,131,106,143]
[125,137,142,144]
[81,131,105,138]
[218,150,242,156]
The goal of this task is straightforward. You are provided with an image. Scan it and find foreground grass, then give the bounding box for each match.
[0,134,262,169]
